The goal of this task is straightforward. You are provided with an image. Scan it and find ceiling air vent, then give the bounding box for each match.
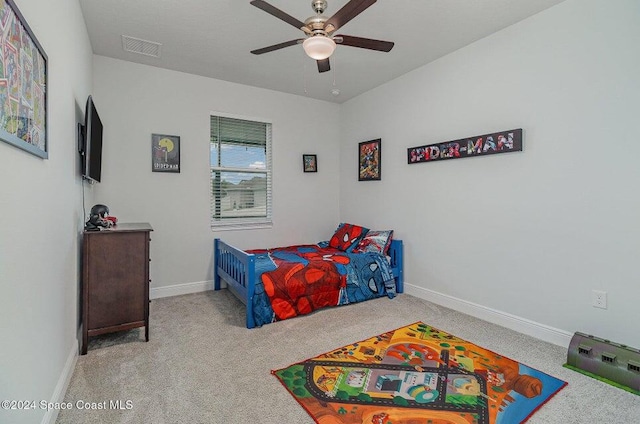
[121,35,162,58]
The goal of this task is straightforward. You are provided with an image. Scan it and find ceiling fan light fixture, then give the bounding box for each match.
[302,35,336,60]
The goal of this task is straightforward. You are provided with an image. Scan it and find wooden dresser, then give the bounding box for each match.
[81,222,153,354]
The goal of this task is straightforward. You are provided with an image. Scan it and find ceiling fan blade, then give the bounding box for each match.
[250,0,306,31]
[335,35,394,52]
[251,39,302,55]
[317,58,331,73]
[324,0,376,33]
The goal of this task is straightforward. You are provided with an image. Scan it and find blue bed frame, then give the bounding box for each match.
[213,238,404,328]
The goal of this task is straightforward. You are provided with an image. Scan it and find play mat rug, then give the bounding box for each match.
[273,322,566,424]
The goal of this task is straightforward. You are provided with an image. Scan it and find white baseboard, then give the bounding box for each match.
[404,283,573,348]
[41,341,78,424]
[150,280,214,299]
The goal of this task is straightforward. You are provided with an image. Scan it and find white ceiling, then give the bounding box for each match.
[78,0,565,103]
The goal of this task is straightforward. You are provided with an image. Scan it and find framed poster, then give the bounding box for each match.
[152,134,180,173]
[408,128,523,164]
[358,139,381,181]
[0,0,48,158]
[303,154,317,172]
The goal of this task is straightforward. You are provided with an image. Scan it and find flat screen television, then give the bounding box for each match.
[78,95,103,183]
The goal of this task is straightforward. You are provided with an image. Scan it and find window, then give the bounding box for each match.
[577,345,592,356]
[601,353,616,364]
[210,115,272,229]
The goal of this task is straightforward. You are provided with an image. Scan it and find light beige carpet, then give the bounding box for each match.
[56,290,639,423]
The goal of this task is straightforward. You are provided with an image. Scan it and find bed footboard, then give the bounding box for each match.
[214,238,257,328]
[388,239,404,293]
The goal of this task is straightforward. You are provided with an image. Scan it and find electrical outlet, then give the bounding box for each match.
[592,290,607,309]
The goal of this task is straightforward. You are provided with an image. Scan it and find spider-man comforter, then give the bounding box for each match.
[247,244,396,327]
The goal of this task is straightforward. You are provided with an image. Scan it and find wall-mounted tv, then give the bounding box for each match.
[78,95,103,183]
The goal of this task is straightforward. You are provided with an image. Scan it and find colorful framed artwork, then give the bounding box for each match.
[303,154,317,173]
[358,139,381,181]
[152,134,180,173]
[407,128,523,164]
[0,0,48,158]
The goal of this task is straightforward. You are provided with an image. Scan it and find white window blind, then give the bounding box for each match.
[210,115,272,229]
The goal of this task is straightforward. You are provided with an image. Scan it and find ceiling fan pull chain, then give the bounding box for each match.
[333,53,336,87]
[331,53,340,97]
[303,50,309,95]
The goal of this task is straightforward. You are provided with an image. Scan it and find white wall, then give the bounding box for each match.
[339,0,640,348]
[92,56,341,294]
[3,4,637,421]
[0,0,93,423]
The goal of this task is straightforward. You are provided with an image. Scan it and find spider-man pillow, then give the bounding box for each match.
[328,223,369,252]
[352,230,394,255]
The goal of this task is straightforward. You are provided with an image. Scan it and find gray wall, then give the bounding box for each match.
[91,56,342,294]
[3,2,639,423]
[0,1,93,423]
[339,0,640,348]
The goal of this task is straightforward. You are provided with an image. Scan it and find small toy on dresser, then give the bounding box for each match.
[84,204,117,231]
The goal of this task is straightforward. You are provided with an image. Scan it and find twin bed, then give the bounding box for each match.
[213,227,403,328]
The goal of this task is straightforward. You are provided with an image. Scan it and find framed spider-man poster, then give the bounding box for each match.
[358,139,381,181]
[408,128,522,164]
[152,133,180,172]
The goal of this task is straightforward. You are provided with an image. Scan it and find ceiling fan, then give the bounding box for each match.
[250,0,394,73]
